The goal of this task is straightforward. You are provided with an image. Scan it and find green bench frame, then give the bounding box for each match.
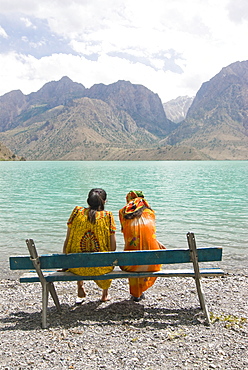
[9,232,224,328]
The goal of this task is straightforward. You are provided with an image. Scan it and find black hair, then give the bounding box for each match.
[87,188,107,223]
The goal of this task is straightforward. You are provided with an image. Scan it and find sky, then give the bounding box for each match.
[0,0,248,103]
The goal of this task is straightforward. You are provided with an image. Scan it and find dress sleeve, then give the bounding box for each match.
[67,206,81,228]
[109,211,116,234]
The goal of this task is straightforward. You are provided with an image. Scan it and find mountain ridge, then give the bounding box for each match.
[163,96,194,123]
[0,141,24,161]
[163,60,248,159]
[84,80,175,136]
[0,60,248,160]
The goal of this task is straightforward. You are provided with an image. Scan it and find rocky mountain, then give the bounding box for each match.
[28,76,86,109]
[0,61,248,160]
[0,78,178,160]
[163,96,194,123]
[0,76,86,132]
[163,61,248,159]
[0,141,24,161]
[85,80,174,136]
[0,90,28,132]
[0,77,174,135]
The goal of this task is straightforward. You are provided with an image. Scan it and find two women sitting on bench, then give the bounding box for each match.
[63,188,165,304]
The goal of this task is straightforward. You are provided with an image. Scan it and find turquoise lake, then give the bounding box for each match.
[0,161,247,272]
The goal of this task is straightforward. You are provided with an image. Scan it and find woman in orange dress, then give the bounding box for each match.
[119,191,165,301]
[63,188,116,303]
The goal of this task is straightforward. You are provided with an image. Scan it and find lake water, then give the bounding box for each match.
[0,161,247,272]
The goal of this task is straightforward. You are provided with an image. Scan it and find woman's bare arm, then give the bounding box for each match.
[63,227,71,253]
[110,233,117,251]
[157,241,166,249]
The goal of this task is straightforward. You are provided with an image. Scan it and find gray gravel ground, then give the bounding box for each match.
[0,268,247,370]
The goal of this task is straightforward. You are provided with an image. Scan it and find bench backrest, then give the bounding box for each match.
[9,247,222,271]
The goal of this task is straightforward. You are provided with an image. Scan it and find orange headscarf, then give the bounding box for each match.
[126,190,144,203]
[124,191,150,215]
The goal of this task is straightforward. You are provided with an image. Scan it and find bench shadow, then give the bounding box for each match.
[0,299,205,331]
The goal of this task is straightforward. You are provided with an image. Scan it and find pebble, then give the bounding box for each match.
[0,270,247,369]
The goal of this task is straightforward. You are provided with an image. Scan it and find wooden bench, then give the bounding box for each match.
[9,232,224,328]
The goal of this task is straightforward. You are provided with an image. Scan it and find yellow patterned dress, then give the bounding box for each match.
[66,206,116,289]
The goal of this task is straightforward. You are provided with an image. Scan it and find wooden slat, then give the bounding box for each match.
[10,247,223,270]
[19,267,225,283]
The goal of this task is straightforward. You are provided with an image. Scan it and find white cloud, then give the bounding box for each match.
[227,0,248,22]
[0,0,248,102]
[0,25,8,38]
[0,0,39,13]
[20,17,36,28]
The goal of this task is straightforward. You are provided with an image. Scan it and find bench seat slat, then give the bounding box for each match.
[10,247,223,270]
[19,267,225,283]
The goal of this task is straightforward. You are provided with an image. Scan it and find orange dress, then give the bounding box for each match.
[119,207,161,298]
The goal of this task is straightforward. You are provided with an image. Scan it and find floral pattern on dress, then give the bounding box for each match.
[80,230,100,252]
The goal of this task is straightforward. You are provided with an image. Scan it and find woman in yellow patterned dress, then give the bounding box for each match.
[119,191,165,302]
[63,188,116,303]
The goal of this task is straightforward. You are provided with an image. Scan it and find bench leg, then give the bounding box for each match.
[194,276,210,325]
[48,283,61,312]
[187,232,211,325]
[41,283,61,329]
[26,239,62,328]
[42,283,49,329]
